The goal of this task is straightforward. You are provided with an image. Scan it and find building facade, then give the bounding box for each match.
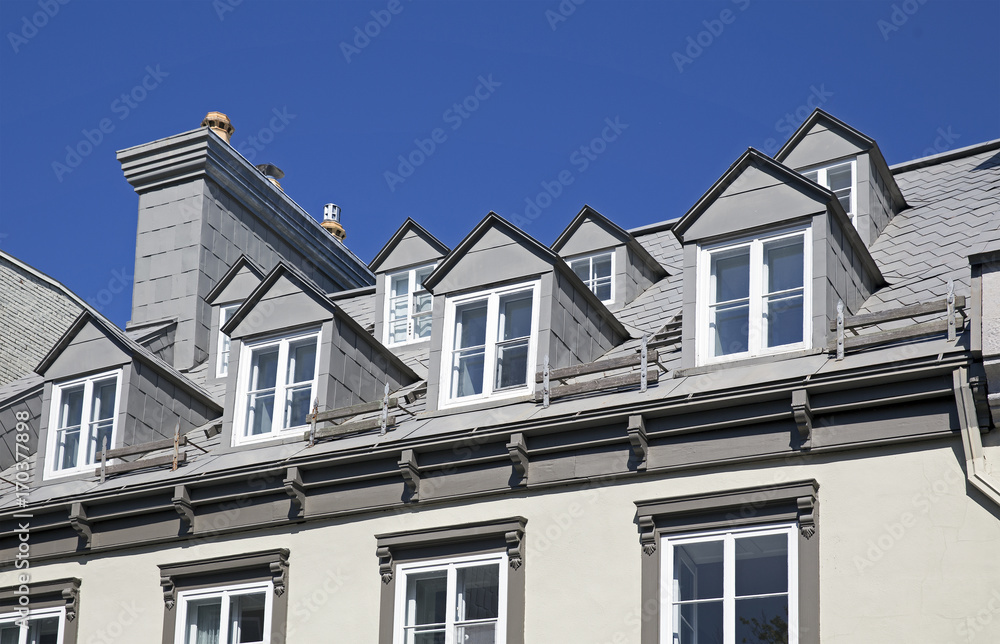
[1,110,999,644]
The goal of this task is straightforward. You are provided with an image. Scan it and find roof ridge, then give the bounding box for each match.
[890,138,1000,174]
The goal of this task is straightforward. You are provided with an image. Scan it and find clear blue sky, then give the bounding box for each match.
[1,0,997,328]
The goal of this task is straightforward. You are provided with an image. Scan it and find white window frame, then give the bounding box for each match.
[216,302,241,378]
[174,581,273,644]
[660,523,798,644]
[438,280,541,409]
[232,328,321,446]
[392,552,508,644]
[801,159,856,227]
[696,226,812,366]
[44,368,123,480]
[566,250,615,304]
[0,606,66,644]
[383,264,437,346]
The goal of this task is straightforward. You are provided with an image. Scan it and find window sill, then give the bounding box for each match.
[425,392,535,418]
[679,347,825,377]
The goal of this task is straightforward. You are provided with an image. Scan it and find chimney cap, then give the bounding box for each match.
[201,111,235,141]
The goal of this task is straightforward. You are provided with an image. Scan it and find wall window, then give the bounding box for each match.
[217,302,241,378]
[394,554,507,644]
[662,525,798,644]
[385,265,436,346]
[568,251,614,303]
[0,607,65,644]
[698,227,810,364]
[235,330,320,444]
[175,583,272,644]
[802,160,855,226]
[441,281,539,407]
[45,370,122,478]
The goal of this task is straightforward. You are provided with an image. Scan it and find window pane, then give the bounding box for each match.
[229,593,266,644]
[58,428,80,469]
[250,347,279,390]
[409,631,446,644]
[765,240,804,293]
[0,625,19,644]
[59,385,84,429]
[712,303,749,356]
[414,292,433,315]
[735,596,788,644]
[91,379,117,422]
[827,164,851,193]
[456,564,500,621]
[455,303,488,349]
[406,570,448,626]
[414,266,434,290]
[593,253,612,279]
[289,340,317,384]
[499,294,532,341]
[455,623,496,644]
[676,600,723,644]
[26,616,60,644]
[390,321,409,344]
[836,191,852,215]
[390,296,410,322]
[454,350,485,398]
[186,598,222,644]
[713,251,750,302]
[248,393,275,436]
[594,279,612,302]
[767,294,803,347]
[89,420,114,465]
[735,533,788,597]
[414,314,432,339]
[570,258,590,281]
[285,386,312,428]
[495,341,528,390]
[674,540,724,600]
[391,273,410,297]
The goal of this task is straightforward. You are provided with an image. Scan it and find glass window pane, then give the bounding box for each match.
[91,379,117,422]
[594,280,612,302]
[827,164,852,193]
[767,295,803,347]
[391,273,410,297]
[735,596,788,644]
[713,251,750,302]
[593,253,612,279]
[285,387,312,428]
[456,564,500,621]
[59,385,84,429]
[26,616,60,644]
[456,303,488,349]
[499,294,532,341]
[59,428,80,469]
[836,191,852,215]
[676,600,723,644]
[414,314,432,339]
[414,266,434,290]
[289,340,317,384]
[735,533,788,597]
[712,303,749,356]
[250,348,279,390]
[495,342,529,390]
[89,421,114,465]
[229,593,266,644]
[455,623,496,644]
[390,296,410,322]
[248,393,275,436]
[765,240,804,293]
[673,540,724,600]
[410,631,446,644]
[186,598,222,644]
[390,321,409,344]
[454,350,485,398]
[414,292,433,315]
[0,624,19,644]
[406,571,448,627]
[570,258,590,281]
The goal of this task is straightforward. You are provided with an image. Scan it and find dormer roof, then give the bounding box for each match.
[205,255,267,305]
[552,205,667,278]
[368,218,450,274]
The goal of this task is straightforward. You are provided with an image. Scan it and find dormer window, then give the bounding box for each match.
[698,227,811,364]
[802,160,855,225]
[234,329,320,443]
[441,280,539,407]
[385,264,435,346]
[217,302,241,377]
[568,251,614,304]
[46,369,122,478]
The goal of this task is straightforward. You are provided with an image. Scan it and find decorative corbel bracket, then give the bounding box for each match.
[506,433,529,486]
[638,515,656,555]
[172,485,194,532]
[627,415,648,471]
[505,527,525,570]
[398,449,420,501]
[160,575,176,610]
[791,389,813,450]
[376,546,393,584]
[797,494,817,539]
[61,579,81,621]
[283,467,306,517]
[270,550,290,596]
[68,502,92,548]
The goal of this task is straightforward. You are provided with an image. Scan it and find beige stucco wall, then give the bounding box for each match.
[4,439,999,643]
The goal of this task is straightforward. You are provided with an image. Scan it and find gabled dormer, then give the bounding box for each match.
[369,218,451,349]
[204,256,266,388]
[775,109,907,248]
[673,149,885,369]
[422,213,629,411]
[35,312,221,480]
[552,205,667,311]
[220,262,419,448]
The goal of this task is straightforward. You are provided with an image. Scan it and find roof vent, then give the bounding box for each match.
[322,203,346,242]
[201,111,234,144]
[256,163,285,191]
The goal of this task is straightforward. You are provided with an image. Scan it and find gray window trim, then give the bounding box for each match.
[157,549,288,644]
[0,577,81,644]
[375,517,526,644]
[634,481,819,644]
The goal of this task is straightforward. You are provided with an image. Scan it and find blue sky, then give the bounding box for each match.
[1,0,997,328]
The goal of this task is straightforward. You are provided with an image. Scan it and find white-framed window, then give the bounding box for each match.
[393,553,507,644]
[217,302,241,378]
[661,524,798,644]
[568,250,614,304]
[440,280,540,408]
[385,264,436,346]
[801,160,855,226]
[0,607,65,644]
[174,582,272,644]
[44,369,122,479]
[233,329,320,445]
[697,226,811,364]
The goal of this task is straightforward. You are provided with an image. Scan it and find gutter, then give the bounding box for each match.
[953,366,1000,507]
